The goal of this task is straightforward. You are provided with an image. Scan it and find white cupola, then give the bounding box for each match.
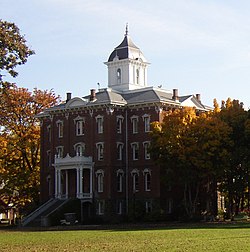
[104,25,150,92]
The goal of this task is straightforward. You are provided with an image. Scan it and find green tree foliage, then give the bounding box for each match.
[0,83,59,212]
[0,19,34,80]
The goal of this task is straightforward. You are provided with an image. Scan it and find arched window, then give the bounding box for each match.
[117,68,121,84]
[74,142,85,156]
[136,68,140,84]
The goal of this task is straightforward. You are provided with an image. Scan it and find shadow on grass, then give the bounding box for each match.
[2,221,250,233]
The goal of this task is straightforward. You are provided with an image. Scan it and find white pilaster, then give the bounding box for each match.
[79,167,83,198]
[65,170,68,199]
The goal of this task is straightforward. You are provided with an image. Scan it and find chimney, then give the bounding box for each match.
[196,94,201,102]
[172,89,179,101]
[66,92,71,102]
[90,89,96,101]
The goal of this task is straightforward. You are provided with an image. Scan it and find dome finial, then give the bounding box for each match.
[125,23,128,36]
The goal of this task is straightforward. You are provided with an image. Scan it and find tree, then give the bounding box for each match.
[0,19,34,81]
[0,83,59,212]
[150,107,232,219]
[216,99,250,217]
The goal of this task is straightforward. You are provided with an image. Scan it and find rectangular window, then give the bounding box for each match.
[56,146,63,158]
[131,117,138,134]
[96,116,104,134]
[131,143,139,160]
[144,116,150,132]
[117,117,123,134]
[117,143,123,160]
[57,121,63,138]
[145,201,152,213]
[132,173,139,192]
[76,120,84,136]
[117,173,123,192]
[96,143,104,161]
[145,173,151,191]
[143,142,150,160]
[97,173,104,192]
[97,200,105,215]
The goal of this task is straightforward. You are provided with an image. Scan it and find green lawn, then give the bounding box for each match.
[0,223,250,251]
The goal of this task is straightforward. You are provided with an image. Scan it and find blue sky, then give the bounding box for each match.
[1,0,250,108]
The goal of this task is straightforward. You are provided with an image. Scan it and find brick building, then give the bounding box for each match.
[37,28,210,223]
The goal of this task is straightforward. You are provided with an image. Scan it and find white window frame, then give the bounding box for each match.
[131,142,139,160]
[117,68,121,84]
[96,169,104,193]
[142,114,151,132]
[74,142,85,156]
[145,201,152,213]
[96,115,104,134]
[56,120,63,138]
[96,142,104,161]
[75,119,85,136]
[116,142,124,160]
[116,115,124,134]
[143,168,151,192]
[56,146,64,158]
[131,116,139,134]
[131,169,139,192]
[116,169,124,192]
[97,200,105,215]
[143,141,151,160]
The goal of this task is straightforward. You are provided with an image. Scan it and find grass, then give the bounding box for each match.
[0,222,250,251]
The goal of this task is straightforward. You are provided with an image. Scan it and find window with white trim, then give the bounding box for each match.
[75,119,85,136]
[131,169,139,192]
[116,116,124,134]
[96,115,104,134]
[136,68,140,84]
[117,169,124,192]
[117,142,124,160]
[96,169,104,193]
[143,114,151,132]
[117,68,121,84]
[56,146,64,158]
[131,142,139,160]
[143,141,151,160]
[131,116,138,134]
[96,142,104,161]
[97,200,105,215]
[74,142,85,156]
[145,201,152,213]
[143,169,151,191]
[56,120,63,138]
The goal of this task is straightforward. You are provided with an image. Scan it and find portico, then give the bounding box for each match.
[53,154,94,200]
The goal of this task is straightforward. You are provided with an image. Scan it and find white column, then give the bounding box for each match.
[79,167,83,198]
[65,170,68,199]
[55,169,58,198]
[76,168,80,198]
[58,169,61,198]
[90,168,93,196]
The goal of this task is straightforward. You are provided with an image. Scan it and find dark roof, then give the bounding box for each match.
[108,35,145,62]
